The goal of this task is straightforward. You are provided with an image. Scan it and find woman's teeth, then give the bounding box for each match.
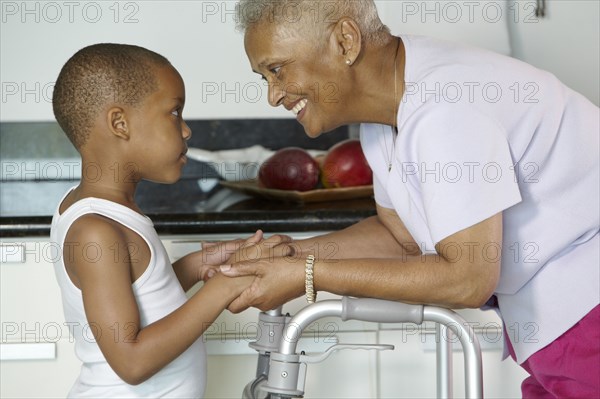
[292,99,308,116]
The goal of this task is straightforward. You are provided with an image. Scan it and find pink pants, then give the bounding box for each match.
[508,304,600,398]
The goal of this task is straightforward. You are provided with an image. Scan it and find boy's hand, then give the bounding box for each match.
[196,230,261,281]
[226,232,294,265]
[197,231,293,282]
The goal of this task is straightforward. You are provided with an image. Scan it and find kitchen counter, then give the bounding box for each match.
[1,119,368,238]
[0,182,376,237]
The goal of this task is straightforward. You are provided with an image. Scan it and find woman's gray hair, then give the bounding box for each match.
[235,0,390,45]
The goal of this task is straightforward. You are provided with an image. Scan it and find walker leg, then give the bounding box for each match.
[425,307,483,398]
[436,324,454,398]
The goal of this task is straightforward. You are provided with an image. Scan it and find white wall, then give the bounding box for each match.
[1,0,598,122]
[377,0,599,106]
[506,0,600,106]
[376,0,512,55]
[0,0,288,121]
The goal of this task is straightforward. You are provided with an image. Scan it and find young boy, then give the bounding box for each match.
[50,43,283,398]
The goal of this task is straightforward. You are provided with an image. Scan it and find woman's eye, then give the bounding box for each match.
[171,108,181,117]
[270,66,281,76]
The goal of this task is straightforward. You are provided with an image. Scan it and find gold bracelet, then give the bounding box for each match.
[305,254,316,304]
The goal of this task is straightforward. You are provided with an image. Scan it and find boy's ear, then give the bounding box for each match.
[106,107,130,140]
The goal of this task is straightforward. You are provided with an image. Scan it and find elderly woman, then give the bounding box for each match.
[221,1,599,397]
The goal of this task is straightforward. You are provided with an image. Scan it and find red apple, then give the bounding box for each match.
[259,147,320,191]
[321,139,373,188]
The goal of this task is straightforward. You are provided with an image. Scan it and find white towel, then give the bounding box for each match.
[186,145,325,181]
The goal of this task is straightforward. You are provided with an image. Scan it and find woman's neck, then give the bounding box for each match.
[346,35,406,127]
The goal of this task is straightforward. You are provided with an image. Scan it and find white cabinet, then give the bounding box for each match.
[2,233,528,398]
[1,340,81,399]
[204,331,380,399]
[163,232,381,398]
[378,323,528,398]
[1,239,80,398]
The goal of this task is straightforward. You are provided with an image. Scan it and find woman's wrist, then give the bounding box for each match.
[291,238,314,259]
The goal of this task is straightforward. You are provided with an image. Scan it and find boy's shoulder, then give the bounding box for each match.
[62,213,137,288]
[65,213,129,247]
[58,189,142,245]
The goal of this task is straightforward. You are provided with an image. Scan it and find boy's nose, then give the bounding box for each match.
[182,120,192,140]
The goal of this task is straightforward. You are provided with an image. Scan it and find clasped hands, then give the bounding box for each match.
[197,230,303,312]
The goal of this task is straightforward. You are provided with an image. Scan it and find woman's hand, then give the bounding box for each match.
[197,231,290,279]
[197,231,294,281]
[196,230,262,281]
[216,215,410,311]
[174,230,291,291]
[220,255,305,313]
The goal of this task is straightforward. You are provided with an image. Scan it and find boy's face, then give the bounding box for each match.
[128,65,191,184]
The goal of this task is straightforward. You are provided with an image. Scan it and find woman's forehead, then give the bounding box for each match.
[246,18,325,53]
[244,22,304,63]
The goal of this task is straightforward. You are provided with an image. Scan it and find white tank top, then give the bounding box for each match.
[51,190,206,398]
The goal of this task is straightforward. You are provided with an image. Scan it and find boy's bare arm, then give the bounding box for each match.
[65,215,251,385]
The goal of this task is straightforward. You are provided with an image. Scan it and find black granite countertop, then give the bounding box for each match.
[0,183,376,237]
[1,119,372,238]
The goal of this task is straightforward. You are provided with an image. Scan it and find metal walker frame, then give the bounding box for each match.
[242,297,483,398]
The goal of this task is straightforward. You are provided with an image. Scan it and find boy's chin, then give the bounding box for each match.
[144,175,181,185]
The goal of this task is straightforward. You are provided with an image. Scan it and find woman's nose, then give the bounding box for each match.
[268,81,285,107]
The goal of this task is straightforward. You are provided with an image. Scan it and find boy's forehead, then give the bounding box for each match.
[154,65,185,95]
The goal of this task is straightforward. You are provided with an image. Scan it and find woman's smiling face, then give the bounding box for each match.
[244,21,349,138]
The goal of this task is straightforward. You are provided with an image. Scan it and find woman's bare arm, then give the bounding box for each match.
[222,212,502,312]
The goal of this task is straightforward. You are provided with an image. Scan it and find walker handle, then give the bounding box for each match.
[341,297,424,324]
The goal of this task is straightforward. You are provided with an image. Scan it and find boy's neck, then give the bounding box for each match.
[71,159,143,214]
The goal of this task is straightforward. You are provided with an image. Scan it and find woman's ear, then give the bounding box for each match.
[332,18,362,66]
[106,107,130,140]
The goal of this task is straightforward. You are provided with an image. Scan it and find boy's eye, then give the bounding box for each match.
[171,108,181,117]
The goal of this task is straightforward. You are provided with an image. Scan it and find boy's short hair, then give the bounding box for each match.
[52,43,171,149]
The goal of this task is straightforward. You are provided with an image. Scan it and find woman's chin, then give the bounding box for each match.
[301,123,323,139]
[305,121,346,139]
